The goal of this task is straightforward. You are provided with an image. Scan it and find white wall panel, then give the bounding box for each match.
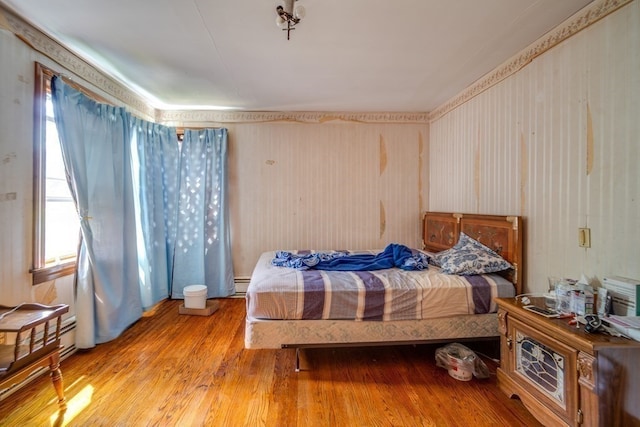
[429,2,639,293]
[0,29,36,305]
[228,122,428,276]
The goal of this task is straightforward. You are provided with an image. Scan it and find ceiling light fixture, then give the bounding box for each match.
[276,0,305,40]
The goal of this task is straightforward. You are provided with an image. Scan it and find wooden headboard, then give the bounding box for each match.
[422,212,523,294]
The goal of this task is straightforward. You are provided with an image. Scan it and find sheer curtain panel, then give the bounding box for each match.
[172,129,235,298]
[130,118,180,309]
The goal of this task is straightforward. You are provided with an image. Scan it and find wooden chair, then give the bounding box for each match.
[0,303,69,409]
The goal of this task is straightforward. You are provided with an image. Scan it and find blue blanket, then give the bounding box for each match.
[272,244,430,271]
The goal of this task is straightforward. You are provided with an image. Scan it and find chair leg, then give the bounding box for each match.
[48,353,66,410]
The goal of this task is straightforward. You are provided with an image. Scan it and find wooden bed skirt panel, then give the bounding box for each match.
[422,212,523,294]
[245,313,500,349]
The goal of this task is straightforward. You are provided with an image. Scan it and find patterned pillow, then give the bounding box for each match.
[436,232,512,275]
[430,247,453,267]
[430,233,468,267]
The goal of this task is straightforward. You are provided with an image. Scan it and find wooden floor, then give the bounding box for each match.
[0,298,541,426]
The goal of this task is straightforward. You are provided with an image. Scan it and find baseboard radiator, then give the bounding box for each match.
[233,276,251,295]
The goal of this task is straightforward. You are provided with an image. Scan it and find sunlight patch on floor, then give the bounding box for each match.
[49,382,94,426]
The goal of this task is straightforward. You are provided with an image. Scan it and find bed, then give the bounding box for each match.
[244,212,523,356]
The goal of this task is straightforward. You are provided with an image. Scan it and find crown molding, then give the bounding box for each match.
[0,3,155,120]
[155,110,429,126]
[428,0,633,122]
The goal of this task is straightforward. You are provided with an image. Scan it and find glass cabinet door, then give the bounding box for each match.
[515,330,566,406]
[508,317,578,423]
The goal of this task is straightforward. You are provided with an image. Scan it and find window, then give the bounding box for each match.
[32,64,79,284]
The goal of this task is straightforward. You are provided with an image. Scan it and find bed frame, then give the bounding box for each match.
[244,212,523,368]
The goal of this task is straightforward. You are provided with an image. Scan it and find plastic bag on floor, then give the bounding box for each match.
[435,343,490,380]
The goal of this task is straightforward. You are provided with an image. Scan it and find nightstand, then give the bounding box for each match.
[495,297,640,427]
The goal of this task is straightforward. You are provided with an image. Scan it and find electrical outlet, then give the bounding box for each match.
[578,228,591,248]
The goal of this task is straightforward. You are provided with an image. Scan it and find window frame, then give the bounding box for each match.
[32,64,75,284]
[32,63,109,285]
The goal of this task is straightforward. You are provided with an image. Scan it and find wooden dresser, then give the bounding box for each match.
[495,297,640,427]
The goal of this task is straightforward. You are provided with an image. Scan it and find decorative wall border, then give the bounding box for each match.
[428,0,633,122]
[155,110,430,126]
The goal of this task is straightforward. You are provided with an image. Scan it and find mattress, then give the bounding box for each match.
[246,250,516,322]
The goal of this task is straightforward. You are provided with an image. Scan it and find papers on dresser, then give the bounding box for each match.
[604,315,640,342]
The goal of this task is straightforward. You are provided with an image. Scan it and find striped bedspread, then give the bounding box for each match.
[246,250,515,321]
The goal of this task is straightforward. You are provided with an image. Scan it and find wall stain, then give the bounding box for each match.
[379,135,387,176]
[0,11,10,31]
[2,152,16,164]
[418,131,424,214]
[520,131,528,215]
[586,102,594,176]
[474,128,480,212]
[0,192,17,202]
[34,281,58,305]
[379,201,386,239]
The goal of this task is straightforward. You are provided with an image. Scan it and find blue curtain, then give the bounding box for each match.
[130,118,180,309]
[51,77,235,348]
[172,129,235,298]
[51,79,234,348]
[51,77,142,348]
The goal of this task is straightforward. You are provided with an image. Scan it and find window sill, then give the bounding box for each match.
[31,261,76,285]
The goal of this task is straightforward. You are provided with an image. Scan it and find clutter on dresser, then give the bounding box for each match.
[544,275,640,341]
[548,276,595,315]
[603,315,640,342]
[602,275,639,316]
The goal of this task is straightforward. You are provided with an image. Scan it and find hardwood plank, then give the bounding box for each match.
[0,299,541,426]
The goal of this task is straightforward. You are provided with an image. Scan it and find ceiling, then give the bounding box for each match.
[1,0,593,112]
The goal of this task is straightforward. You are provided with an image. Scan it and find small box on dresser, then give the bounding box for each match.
[495,297,640,427]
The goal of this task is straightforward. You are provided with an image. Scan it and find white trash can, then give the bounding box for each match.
[183,285,207,309]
